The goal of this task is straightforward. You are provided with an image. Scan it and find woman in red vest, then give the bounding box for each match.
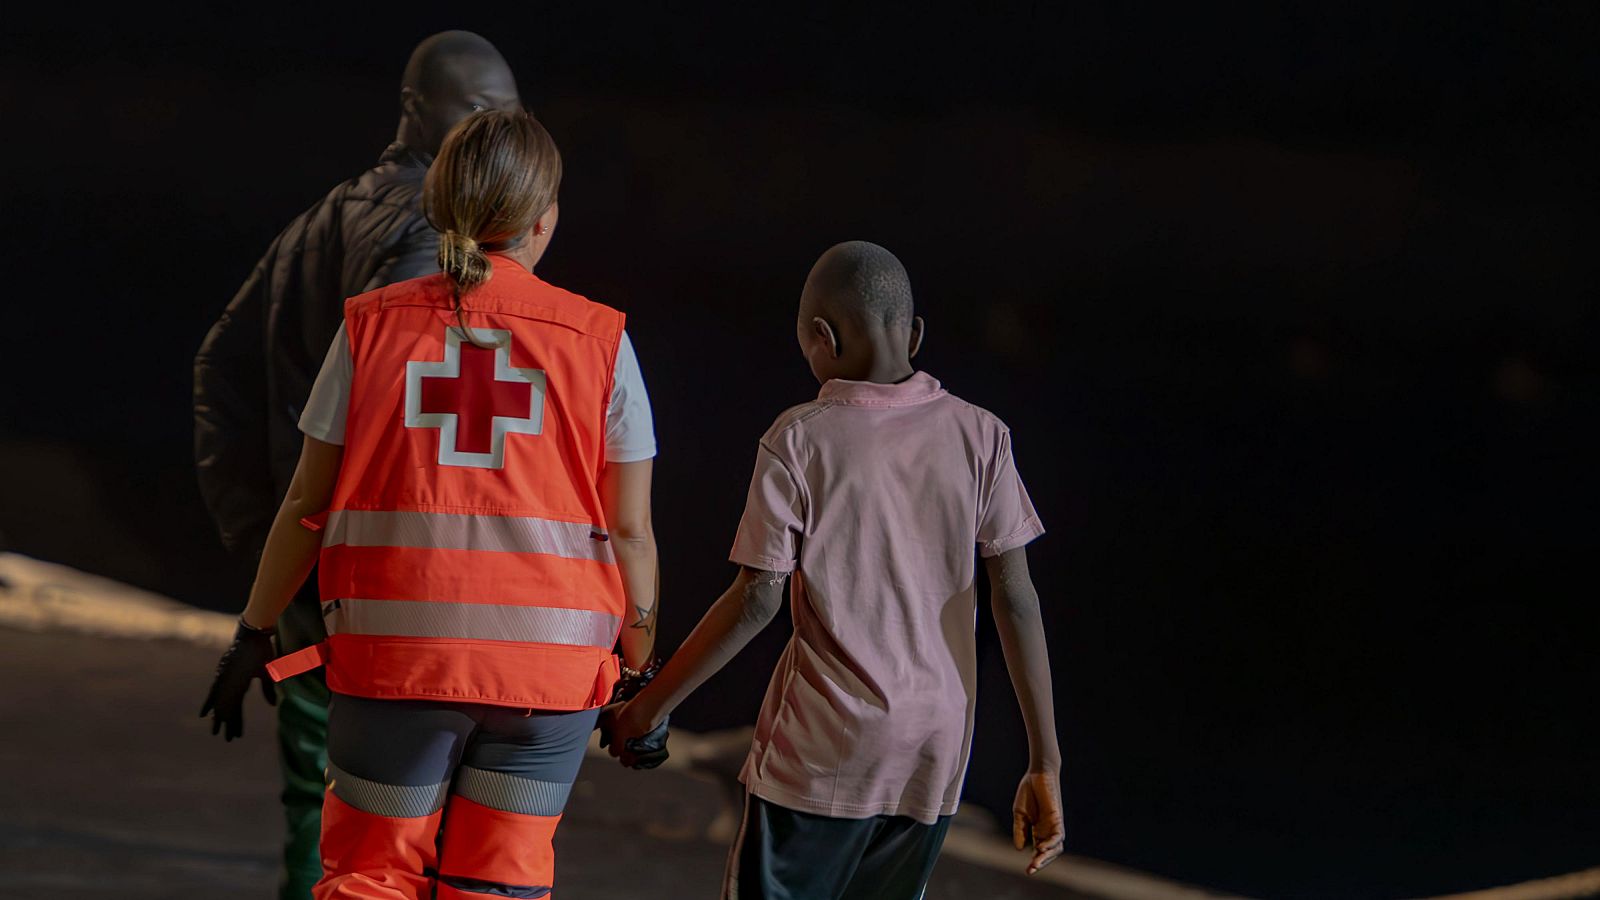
[201,108,662,899]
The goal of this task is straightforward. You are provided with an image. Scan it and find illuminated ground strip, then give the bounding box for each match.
[3,552,1592,900]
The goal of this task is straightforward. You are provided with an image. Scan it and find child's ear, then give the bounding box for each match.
[813,316,840,358]
[908,315,926,359]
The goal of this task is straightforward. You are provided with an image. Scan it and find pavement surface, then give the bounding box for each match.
[0,629,1089,899]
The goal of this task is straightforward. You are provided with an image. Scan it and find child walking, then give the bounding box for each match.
[606,241,1064,898]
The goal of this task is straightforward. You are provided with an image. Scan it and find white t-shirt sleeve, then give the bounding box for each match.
[298,323,351,445]
[606,331,657,463]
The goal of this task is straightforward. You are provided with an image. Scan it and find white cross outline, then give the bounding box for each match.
[404,327,546,469]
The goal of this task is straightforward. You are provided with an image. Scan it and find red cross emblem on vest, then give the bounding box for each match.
[404,327,546,469]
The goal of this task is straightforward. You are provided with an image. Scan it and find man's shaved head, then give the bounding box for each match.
[797,241,924,385]
[802,240,915,329]
[403,31,510,96]
[398,31,519,156]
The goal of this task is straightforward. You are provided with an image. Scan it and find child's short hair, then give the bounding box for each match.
[808,241,915,327]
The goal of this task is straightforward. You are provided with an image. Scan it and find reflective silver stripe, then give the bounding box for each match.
[453,766,573,817]
[325,510,614,565]
[327,764,449,818]
[325,599,619,648]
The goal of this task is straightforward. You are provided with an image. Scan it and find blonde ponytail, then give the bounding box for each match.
[423,108,563,340]
[424,109,562,346]
[438,229,491,293]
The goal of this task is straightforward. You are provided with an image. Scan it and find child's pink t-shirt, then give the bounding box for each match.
[730,371,1044,823]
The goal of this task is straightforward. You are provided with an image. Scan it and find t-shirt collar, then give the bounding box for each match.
[486,250,526,269]
[817,371,944,407]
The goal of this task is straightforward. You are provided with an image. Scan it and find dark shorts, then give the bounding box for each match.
[724,792,952,900]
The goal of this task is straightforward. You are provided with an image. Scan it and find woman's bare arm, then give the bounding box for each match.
[600,459,658,670]
[240,436,342,629]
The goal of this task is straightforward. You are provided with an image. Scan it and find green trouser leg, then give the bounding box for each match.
[276,580,330,900]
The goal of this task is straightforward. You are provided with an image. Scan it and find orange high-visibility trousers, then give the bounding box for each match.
[312,693,597,899]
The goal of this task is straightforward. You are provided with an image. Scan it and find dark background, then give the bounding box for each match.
[1,4,1596,898]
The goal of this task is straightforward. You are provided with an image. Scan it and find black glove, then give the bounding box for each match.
[622,717,670,770]
[598,709,671,770]
[612,658,662,703]
[199,618,278,741]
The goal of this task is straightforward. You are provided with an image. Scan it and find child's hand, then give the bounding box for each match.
[1012,771,1064,875]
[607,698,662,745]
[598,699,670,769]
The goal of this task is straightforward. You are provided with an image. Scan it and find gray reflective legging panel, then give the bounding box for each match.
[319,692,599,899]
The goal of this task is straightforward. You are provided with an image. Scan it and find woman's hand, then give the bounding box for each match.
[1012,770,1065,875]
[199,619,279,741]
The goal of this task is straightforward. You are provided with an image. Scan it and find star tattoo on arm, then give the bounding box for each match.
[629,602,656,638]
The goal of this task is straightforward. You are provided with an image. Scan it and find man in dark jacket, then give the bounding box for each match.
[193,31,519,899]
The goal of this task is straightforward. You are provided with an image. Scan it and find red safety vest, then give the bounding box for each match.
[271,253,626,710]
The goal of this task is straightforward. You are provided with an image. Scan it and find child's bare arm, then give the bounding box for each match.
[601,459,658,670]
[987,547,1061,772]
[611,567,787,737]
[986,546,1065,874]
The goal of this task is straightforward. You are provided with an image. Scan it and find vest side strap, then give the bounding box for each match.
[266,641,329,682]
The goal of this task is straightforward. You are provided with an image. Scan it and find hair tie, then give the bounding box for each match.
[445,230,479,254]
